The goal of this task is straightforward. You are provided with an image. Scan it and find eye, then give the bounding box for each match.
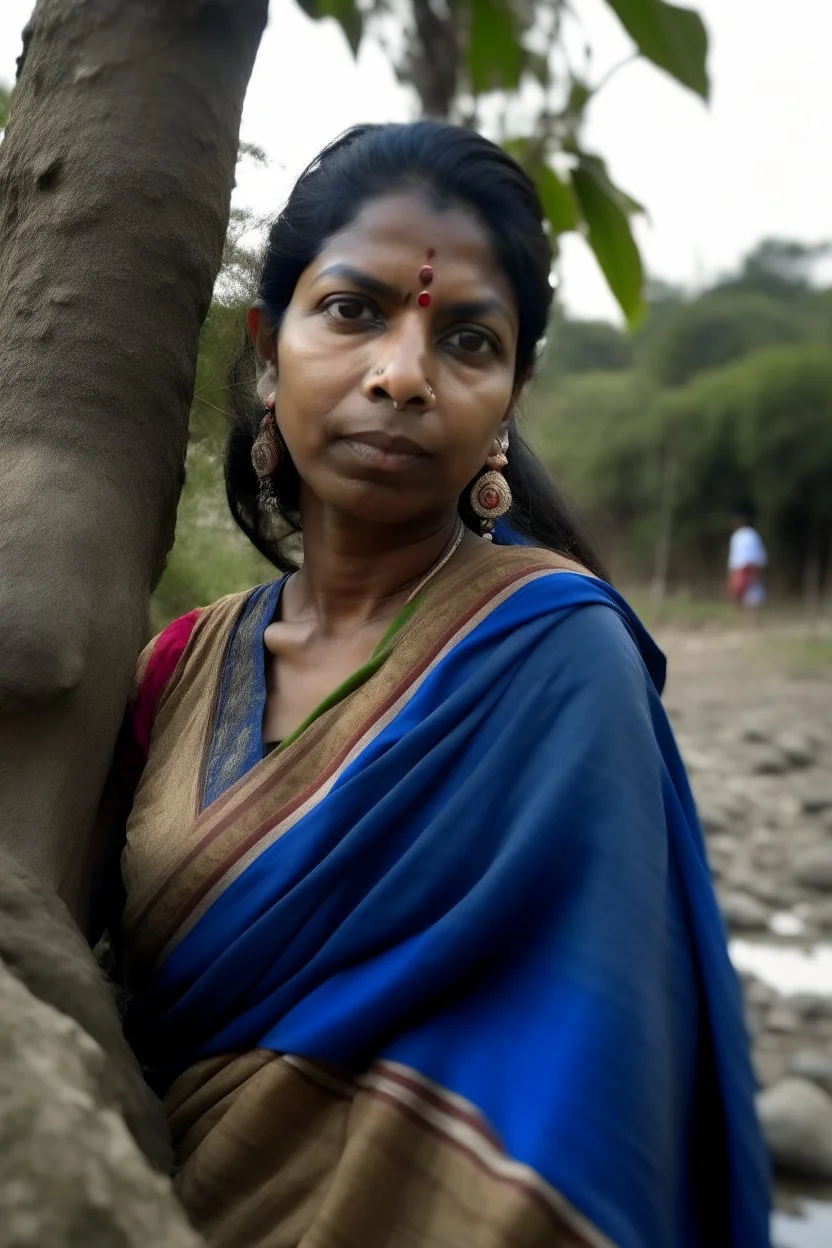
[443,326,500,358]
[322,295,379,326]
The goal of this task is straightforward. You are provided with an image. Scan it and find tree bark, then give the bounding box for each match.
[406,0,459,120]
[0,0,268,928]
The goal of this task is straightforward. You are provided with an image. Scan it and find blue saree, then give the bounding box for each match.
[120,545,770,1248]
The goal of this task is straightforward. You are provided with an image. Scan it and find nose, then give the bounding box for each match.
[362,317,436,411]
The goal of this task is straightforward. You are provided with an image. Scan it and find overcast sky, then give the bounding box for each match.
[2,0,831,319]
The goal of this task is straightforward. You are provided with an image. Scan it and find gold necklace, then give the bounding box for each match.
[404,518,467,605]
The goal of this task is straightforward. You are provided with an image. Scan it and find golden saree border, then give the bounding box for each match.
[122,547,585,978]
[167,1052,613,1248]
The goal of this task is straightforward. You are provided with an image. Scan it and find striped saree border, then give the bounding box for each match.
[124,547,583,973]
[169,1051,613,1248]
[361,1061,615,1248]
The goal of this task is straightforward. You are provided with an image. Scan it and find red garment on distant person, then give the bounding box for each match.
[727,567,755,604]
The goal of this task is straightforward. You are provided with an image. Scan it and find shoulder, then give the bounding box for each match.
[491,564,667,698]
[130,609,203,755]
[545,601,653,694]
[131,586,261,713]
[509,597,665,754]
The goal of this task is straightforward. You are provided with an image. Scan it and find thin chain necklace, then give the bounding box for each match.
[404,518,467,605]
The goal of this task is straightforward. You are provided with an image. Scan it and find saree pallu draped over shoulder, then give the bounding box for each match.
[120,546,771,1248]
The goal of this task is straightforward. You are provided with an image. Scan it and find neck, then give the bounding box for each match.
[285,499,466,635]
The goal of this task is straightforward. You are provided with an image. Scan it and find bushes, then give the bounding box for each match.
[531,345,832,592]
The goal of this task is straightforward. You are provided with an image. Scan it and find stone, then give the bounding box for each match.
[752,748,791,776]
[707,832,736,860]
[757,1077,832,1180]
[790,993,832,1022]
[788,1051,832,1098]
[801,790,832,817]
[720,890,769,932]
[0,960,205,1247]
[776,732,818,770]
[793,845,832,890]
[739,721,772,746]
[768,910,806,937]
[741,974,776,1011]
[809,898,832,930]
[765,1005,802,1034]
[699,797,729,835]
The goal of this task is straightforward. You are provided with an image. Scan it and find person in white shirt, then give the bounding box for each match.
[727,504,768,617]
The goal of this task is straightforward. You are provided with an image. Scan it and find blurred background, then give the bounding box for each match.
[2,2,832,1242]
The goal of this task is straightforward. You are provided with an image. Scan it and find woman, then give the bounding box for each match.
[114,123,770,1247]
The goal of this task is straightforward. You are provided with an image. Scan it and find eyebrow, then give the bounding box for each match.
[315,264,400,302]
[442,297,515,330]
[314,264,516,330]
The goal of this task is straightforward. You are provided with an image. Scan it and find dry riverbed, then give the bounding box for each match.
[657,619,832,1246]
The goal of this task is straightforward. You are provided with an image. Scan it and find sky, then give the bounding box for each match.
[2,0,831,320]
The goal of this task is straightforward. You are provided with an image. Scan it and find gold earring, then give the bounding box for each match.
[251,406,281,479]
[469,433,511,540]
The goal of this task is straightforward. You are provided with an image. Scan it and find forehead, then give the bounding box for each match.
[311,190,516,304]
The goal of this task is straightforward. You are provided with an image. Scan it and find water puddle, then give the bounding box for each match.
[773,1198,832,1247]
[730,940,832,996]
[729,940,832,1241]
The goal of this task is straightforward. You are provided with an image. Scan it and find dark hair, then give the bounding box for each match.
[225,121,606,578]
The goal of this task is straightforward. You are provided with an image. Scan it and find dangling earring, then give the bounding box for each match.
[251,396,281,512]
[469,432,512,540]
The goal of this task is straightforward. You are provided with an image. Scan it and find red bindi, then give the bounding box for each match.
[418,264,434,286]
[417,291,432,308]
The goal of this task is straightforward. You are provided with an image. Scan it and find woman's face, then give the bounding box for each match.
[250,191,521,531]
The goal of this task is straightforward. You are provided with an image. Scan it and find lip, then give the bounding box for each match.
[343,430,431,458]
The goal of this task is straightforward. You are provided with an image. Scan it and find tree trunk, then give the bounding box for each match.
[407,0,459,120]
[649,450,677,617]
[0,0,268,929]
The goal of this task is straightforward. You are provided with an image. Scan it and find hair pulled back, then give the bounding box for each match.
[225,121,604,577]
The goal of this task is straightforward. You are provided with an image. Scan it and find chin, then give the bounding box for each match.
[318,469,447,529]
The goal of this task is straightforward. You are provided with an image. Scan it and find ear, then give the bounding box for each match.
[247,305,278,404]
[511,366,531,407]
[497,403,516,440]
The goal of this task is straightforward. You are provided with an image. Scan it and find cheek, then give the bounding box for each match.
[275,324,345,444]
[442,370,513,453]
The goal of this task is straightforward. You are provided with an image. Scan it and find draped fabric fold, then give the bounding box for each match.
[120,547,770,1248]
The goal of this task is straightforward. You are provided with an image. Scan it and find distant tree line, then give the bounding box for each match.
[527,239,832,602]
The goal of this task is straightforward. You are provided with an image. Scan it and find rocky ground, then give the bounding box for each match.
[659,620,832,1244]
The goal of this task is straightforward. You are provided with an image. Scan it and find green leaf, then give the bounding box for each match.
[567,79,592,117]
[297,0,363,55]
[603,0,710,100]
[536,165,578,235]
[572,163,645,328]
[469,0,524,95]
[576,152,646,217]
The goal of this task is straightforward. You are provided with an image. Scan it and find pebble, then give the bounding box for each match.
[788,1051,832,1097]
[766,1005,803,1034]
[757,1077,832,1179]
[793,846,832,891]
[752,748,791,776]
[808,898,832,930]
[721,890,770,932]
[776,732,818,770]
[801,790,832,817]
